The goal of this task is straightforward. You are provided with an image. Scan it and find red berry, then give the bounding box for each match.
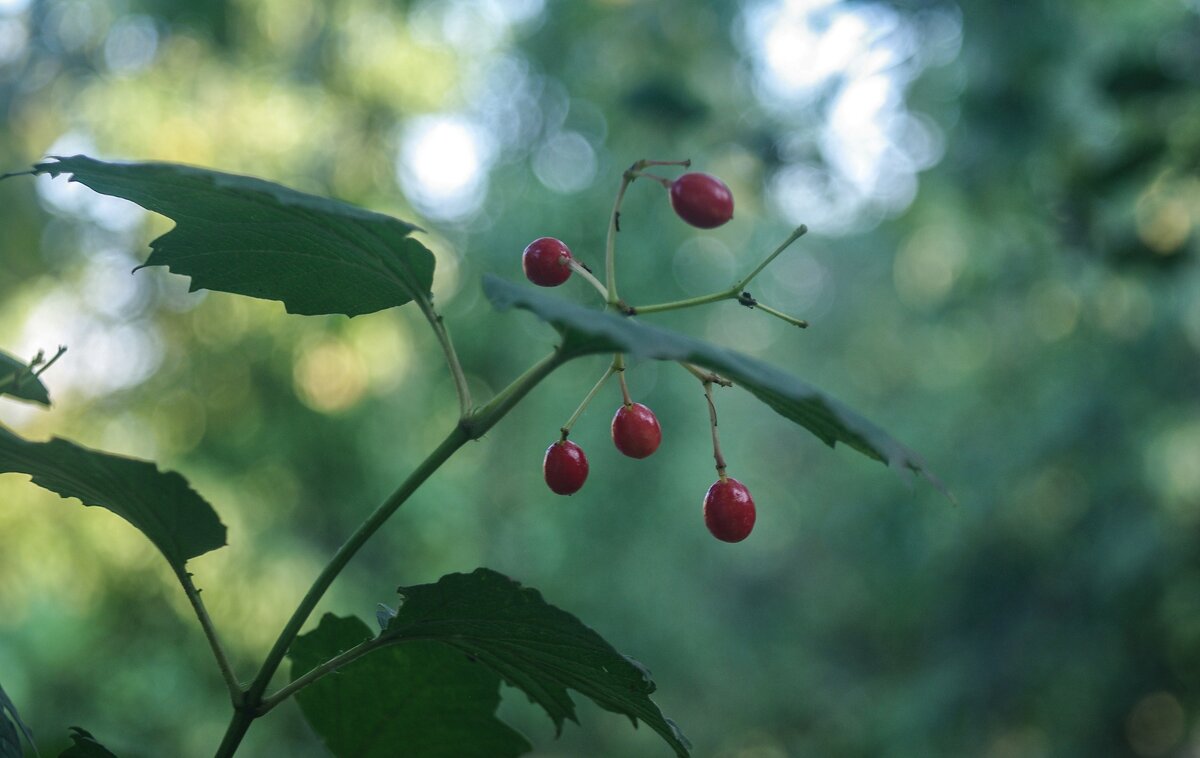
[523,237,573,287]
[703,477,756,542]
[543,439,588,495]
[611,402,662,459]
[669,172,734,229]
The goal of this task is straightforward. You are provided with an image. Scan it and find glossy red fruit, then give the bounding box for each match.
[543,439,588,495]
[703,477,756,542]
[611,402,662,459]
[669,172,734,229]
[523,237,573,287]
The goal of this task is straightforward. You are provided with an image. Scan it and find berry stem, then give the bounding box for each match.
[561,364,616,436]
[605,158,692,307]
[614,353,633,406]
[605,172,633,305]
[568,259,610,302]
[703,381,727,478]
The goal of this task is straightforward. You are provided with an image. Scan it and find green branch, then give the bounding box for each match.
[214,348,568,756]
[174,567,242,702]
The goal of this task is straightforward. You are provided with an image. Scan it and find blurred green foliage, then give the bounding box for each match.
[0,0,1198,755]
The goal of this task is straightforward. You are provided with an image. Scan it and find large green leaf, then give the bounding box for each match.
[483,275,947,496]
[0,681,31,758]
[289,614,531,758]
[58,727,118,757]
[379,569,691,757]
[0,425,226,571]
[30,155,434,317]
[0,350,50,406]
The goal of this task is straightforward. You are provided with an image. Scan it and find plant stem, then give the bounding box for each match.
[732,225,807,292]
[631,225,809,316]
[175,567,241,701]
[214,425,471,756]
[561,365,615,436]
[603,159,690,305]
[605,172,633,304]
[257,637,383,715]
[568,260,610,302]
[613,353,632,405]
[215,348,567,755]
[704,382,727,478]
[419,300,472,417]
[463,350,566,439]
[632,290,732,315]
[750,301,808,328]
[33,345,67,376]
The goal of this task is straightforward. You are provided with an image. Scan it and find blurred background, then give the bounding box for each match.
[1,0,1198,755]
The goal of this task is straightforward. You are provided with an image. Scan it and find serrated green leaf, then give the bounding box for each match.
[289,614,531,758]
[30,155,434,317]
[0,681,34,758]
[483,275,948,497]
[0,425,226,571]
[58,727,118,757]
[0,350,50,406]
[380,569,691,758]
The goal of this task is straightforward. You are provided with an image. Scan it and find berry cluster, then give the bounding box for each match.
[521,162,805,543]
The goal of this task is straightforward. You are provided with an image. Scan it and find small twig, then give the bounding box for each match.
[737,293,807,328]
[614,354,632,406]
[258,637,382,715]
[34,345,67,376]
[561,365,616,437]
[175,568,242,702]
[732,225,808,293]
[703,382,726,478]
[606,158,692,304]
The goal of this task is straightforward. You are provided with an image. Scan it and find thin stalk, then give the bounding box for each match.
[704,381,727,478]
[175,567,241,702]
[631,290,732,316]
[731,225,807,292]
[561,365,615,437]
[0,347,61,395]
[418,300,472,417]
[751,301,808,328]
[613,353,632,405]
[34,345,67,376]
[464,351,566,438]
[605,158,691,305]
[257,637,382,715]
[605,173,633,304]
[631,226,809,317]
[568,260,610,302]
